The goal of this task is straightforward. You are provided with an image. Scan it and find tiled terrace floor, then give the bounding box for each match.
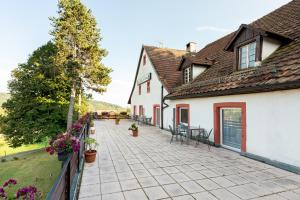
[79,120,300,200]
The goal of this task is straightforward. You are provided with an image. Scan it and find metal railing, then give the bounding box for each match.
[46,122,89,200]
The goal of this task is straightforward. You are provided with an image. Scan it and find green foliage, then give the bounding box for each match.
[88,100,125,112]
[84,137,98,151]
[50,0,112,127]
[128,123,138,131]
[0,42,71,147]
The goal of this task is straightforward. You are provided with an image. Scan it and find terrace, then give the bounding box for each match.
[79,119,300,200]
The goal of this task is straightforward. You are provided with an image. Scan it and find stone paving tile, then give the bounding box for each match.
[100,173,118,183]
[196,179,221,191]
[101,192,124,200]
[154,174,176,185]
[192,191,218,200]
[79,195,102,200]
[162,183,188,197]
[120,179,141,191]
[144,186,169,199]
[101,181,121,194]
[211,176,236,188]
[172,194,195,200]
[278,190,300,199]
[138,176,159,187]
[79,184,101,198]
[123,189,148,200]
[210,188,241,200]
[80,120,300,200]
[170,173,191,183]
[179,180,205,193]
[227,185,259,199]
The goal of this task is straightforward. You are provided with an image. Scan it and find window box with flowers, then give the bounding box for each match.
[46,133,80,161]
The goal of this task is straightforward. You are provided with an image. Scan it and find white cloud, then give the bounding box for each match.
[196,26,232,33]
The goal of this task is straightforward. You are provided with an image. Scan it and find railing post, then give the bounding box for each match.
[66,161,71,200]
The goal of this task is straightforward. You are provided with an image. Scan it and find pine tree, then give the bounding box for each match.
[50,0,112,129]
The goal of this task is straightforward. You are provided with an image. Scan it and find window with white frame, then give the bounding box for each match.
[184,67,192,83]
[239,42,256,69]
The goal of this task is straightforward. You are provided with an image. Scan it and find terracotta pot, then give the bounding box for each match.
[132,130,138,137]
[85,150,97,163]
[90,127,95,134]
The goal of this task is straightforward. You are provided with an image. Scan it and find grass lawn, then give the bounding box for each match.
[0,151,61,198]
[0,134,47,157]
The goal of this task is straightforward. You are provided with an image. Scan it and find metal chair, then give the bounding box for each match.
[177,123,188,144]
[169,125,181,144]
[196,128,213,150]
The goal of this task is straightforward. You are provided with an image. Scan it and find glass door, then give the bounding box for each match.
[221,108,242,151]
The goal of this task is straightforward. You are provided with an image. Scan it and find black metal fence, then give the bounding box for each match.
[46,122,89,200]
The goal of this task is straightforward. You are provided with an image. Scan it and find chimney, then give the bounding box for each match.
[186,42,197,52]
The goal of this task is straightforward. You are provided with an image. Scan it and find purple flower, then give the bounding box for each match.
[15,186,37,200]
[0,187,6,198]
[72,122,82,132]
[3,178,17,187]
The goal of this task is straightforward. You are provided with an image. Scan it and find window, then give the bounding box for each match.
[138,85,141,95]
[143,55,146,65]
[239,42,256,69]
[147,81,150,93]
[139,105,144,116]
[180,108,189,124]
[133,105,136,116]
[184,67,192,84]
[176,104,190,126]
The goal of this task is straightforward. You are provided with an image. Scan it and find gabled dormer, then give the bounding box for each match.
[225,24,292,70]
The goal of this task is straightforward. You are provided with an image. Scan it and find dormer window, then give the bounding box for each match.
[184,67,192,84]
[239,42,256,69]
[143,55,146,65]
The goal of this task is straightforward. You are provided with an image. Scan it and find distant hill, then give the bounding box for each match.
[0,92,126,113]
[88,100,126,112]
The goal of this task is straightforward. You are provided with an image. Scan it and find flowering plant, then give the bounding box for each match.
[71,122,82,135]
[46,133,80,155]
[15,186,38,200]
[0,179,17,199]
[0,179,39,200]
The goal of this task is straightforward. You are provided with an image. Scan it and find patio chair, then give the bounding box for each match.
[177,123,188,144]
[196,128,213,150]
[169,125,181,144]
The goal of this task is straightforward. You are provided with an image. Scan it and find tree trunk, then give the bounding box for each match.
[78,88,81,119]
[67,81,77,130]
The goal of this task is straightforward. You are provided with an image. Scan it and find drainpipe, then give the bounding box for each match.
[161,85,164,129]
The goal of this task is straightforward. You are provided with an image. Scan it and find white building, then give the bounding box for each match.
[128,1,300,173]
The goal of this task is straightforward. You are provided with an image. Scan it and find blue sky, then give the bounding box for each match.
[0,0,290,106]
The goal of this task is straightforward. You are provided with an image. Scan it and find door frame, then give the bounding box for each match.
[213,102,246,152]
[153,104,160,126]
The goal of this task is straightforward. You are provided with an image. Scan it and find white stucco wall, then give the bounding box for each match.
[192,65,207,79]
[130,49,169,126]
[164,89,300,167]
[262,37,282,60]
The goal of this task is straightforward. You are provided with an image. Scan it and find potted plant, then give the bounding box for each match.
[90,120,95,134]
[84,138,98,163]
[71,122,83,136]
[128,123,138,137]
[115,116,120,125]
[46,133,80,161]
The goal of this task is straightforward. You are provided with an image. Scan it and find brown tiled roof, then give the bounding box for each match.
[128,45,186,104]
[144,46,187,91]
[167,0,300,99]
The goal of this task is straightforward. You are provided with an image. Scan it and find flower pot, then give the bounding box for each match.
[115,120,120,125]
[90,127,95,134]
[132,130,138,137]
[85,150,97,163]
[57,152,70,161]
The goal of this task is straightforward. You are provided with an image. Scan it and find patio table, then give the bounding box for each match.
[187,126,205,145]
